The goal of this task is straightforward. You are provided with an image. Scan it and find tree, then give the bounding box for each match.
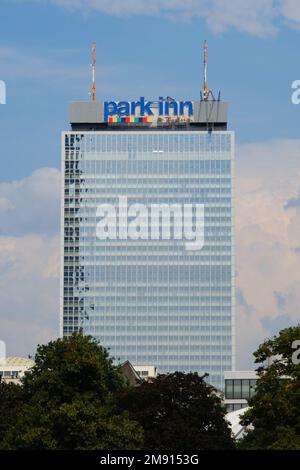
[118,371,234,450]
[0,334,143,450]
[239,325,300,450]
[0,382,23,441]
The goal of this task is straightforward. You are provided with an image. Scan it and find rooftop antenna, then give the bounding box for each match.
[91,42,96,101]
[203,40,208,101]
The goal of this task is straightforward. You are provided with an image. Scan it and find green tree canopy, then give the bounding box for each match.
[239,325,300,450]
[0,334,143,450]
[0,382,23,438]
[118,371,234,450]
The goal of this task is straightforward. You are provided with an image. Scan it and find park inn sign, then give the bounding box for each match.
[69,99,228,127]
[104,96,193,122]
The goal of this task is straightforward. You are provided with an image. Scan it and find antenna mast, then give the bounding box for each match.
[91,42,96,101]
[203,40,208,101]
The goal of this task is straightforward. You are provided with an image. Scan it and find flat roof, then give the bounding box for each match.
[0,357,35,368]
[224,371,258,380]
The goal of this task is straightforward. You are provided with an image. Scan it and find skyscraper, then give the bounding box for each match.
[60,98,234,389]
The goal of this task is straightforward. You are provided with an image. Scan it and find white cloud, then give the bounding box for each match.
[0,168,60,236]
[21,0,300,36]
[0,198,14,212]
[280,0,300,30]
[205,0,277,36]
[236,139,300,368]
[0,169,60,356]
[0,233,59,356]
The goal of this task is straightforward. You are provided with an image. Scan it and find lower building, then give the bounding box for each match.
[0,357,34,384]
[120,360,143,387]
[120,361,158,386]
[224,370,257,411]
[133,365,157,381]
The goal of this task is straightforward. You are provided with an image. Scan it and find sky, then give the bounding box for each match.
[0,0,300,369]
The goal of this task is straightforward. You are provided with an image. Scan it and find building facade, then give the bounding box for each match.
[0,357,34,384]
[133,365,158,381]
[61,99,235,390]
[224,370,257,411]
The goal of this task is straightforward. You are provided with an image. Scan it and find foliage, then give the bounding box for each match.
[0,382,23,438]
[239,325,300,450]
[118,371,234,450]
[0,334,143,450]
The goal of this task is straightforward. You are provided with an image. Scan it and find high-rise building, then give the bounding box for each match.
[60,97,235,389]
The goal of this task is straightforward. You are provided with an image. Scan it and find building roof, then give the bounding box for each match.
[0,357,35,368]
[120,361,143,387]
[224,370,257,380]
[226,407,251,440]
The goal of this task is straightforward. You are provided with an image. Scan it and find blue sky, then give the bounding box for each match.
[0,0,300,179]
[1,0,300,367]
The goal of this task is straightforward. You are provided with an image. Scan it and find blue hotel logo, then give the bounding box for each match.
[104,97,193,122]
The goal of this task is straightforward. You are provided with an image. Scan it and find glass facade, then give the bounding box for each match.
[226,403,249,412]
[225,379,257,401]
[61,131,235,390]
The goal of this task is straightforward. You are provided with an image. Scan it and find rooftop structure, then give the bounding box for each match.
[0,356,34,384]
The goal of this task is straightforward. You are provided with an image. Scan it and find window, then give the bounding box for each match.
[225,379,233,399]
[242,379,250,399]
